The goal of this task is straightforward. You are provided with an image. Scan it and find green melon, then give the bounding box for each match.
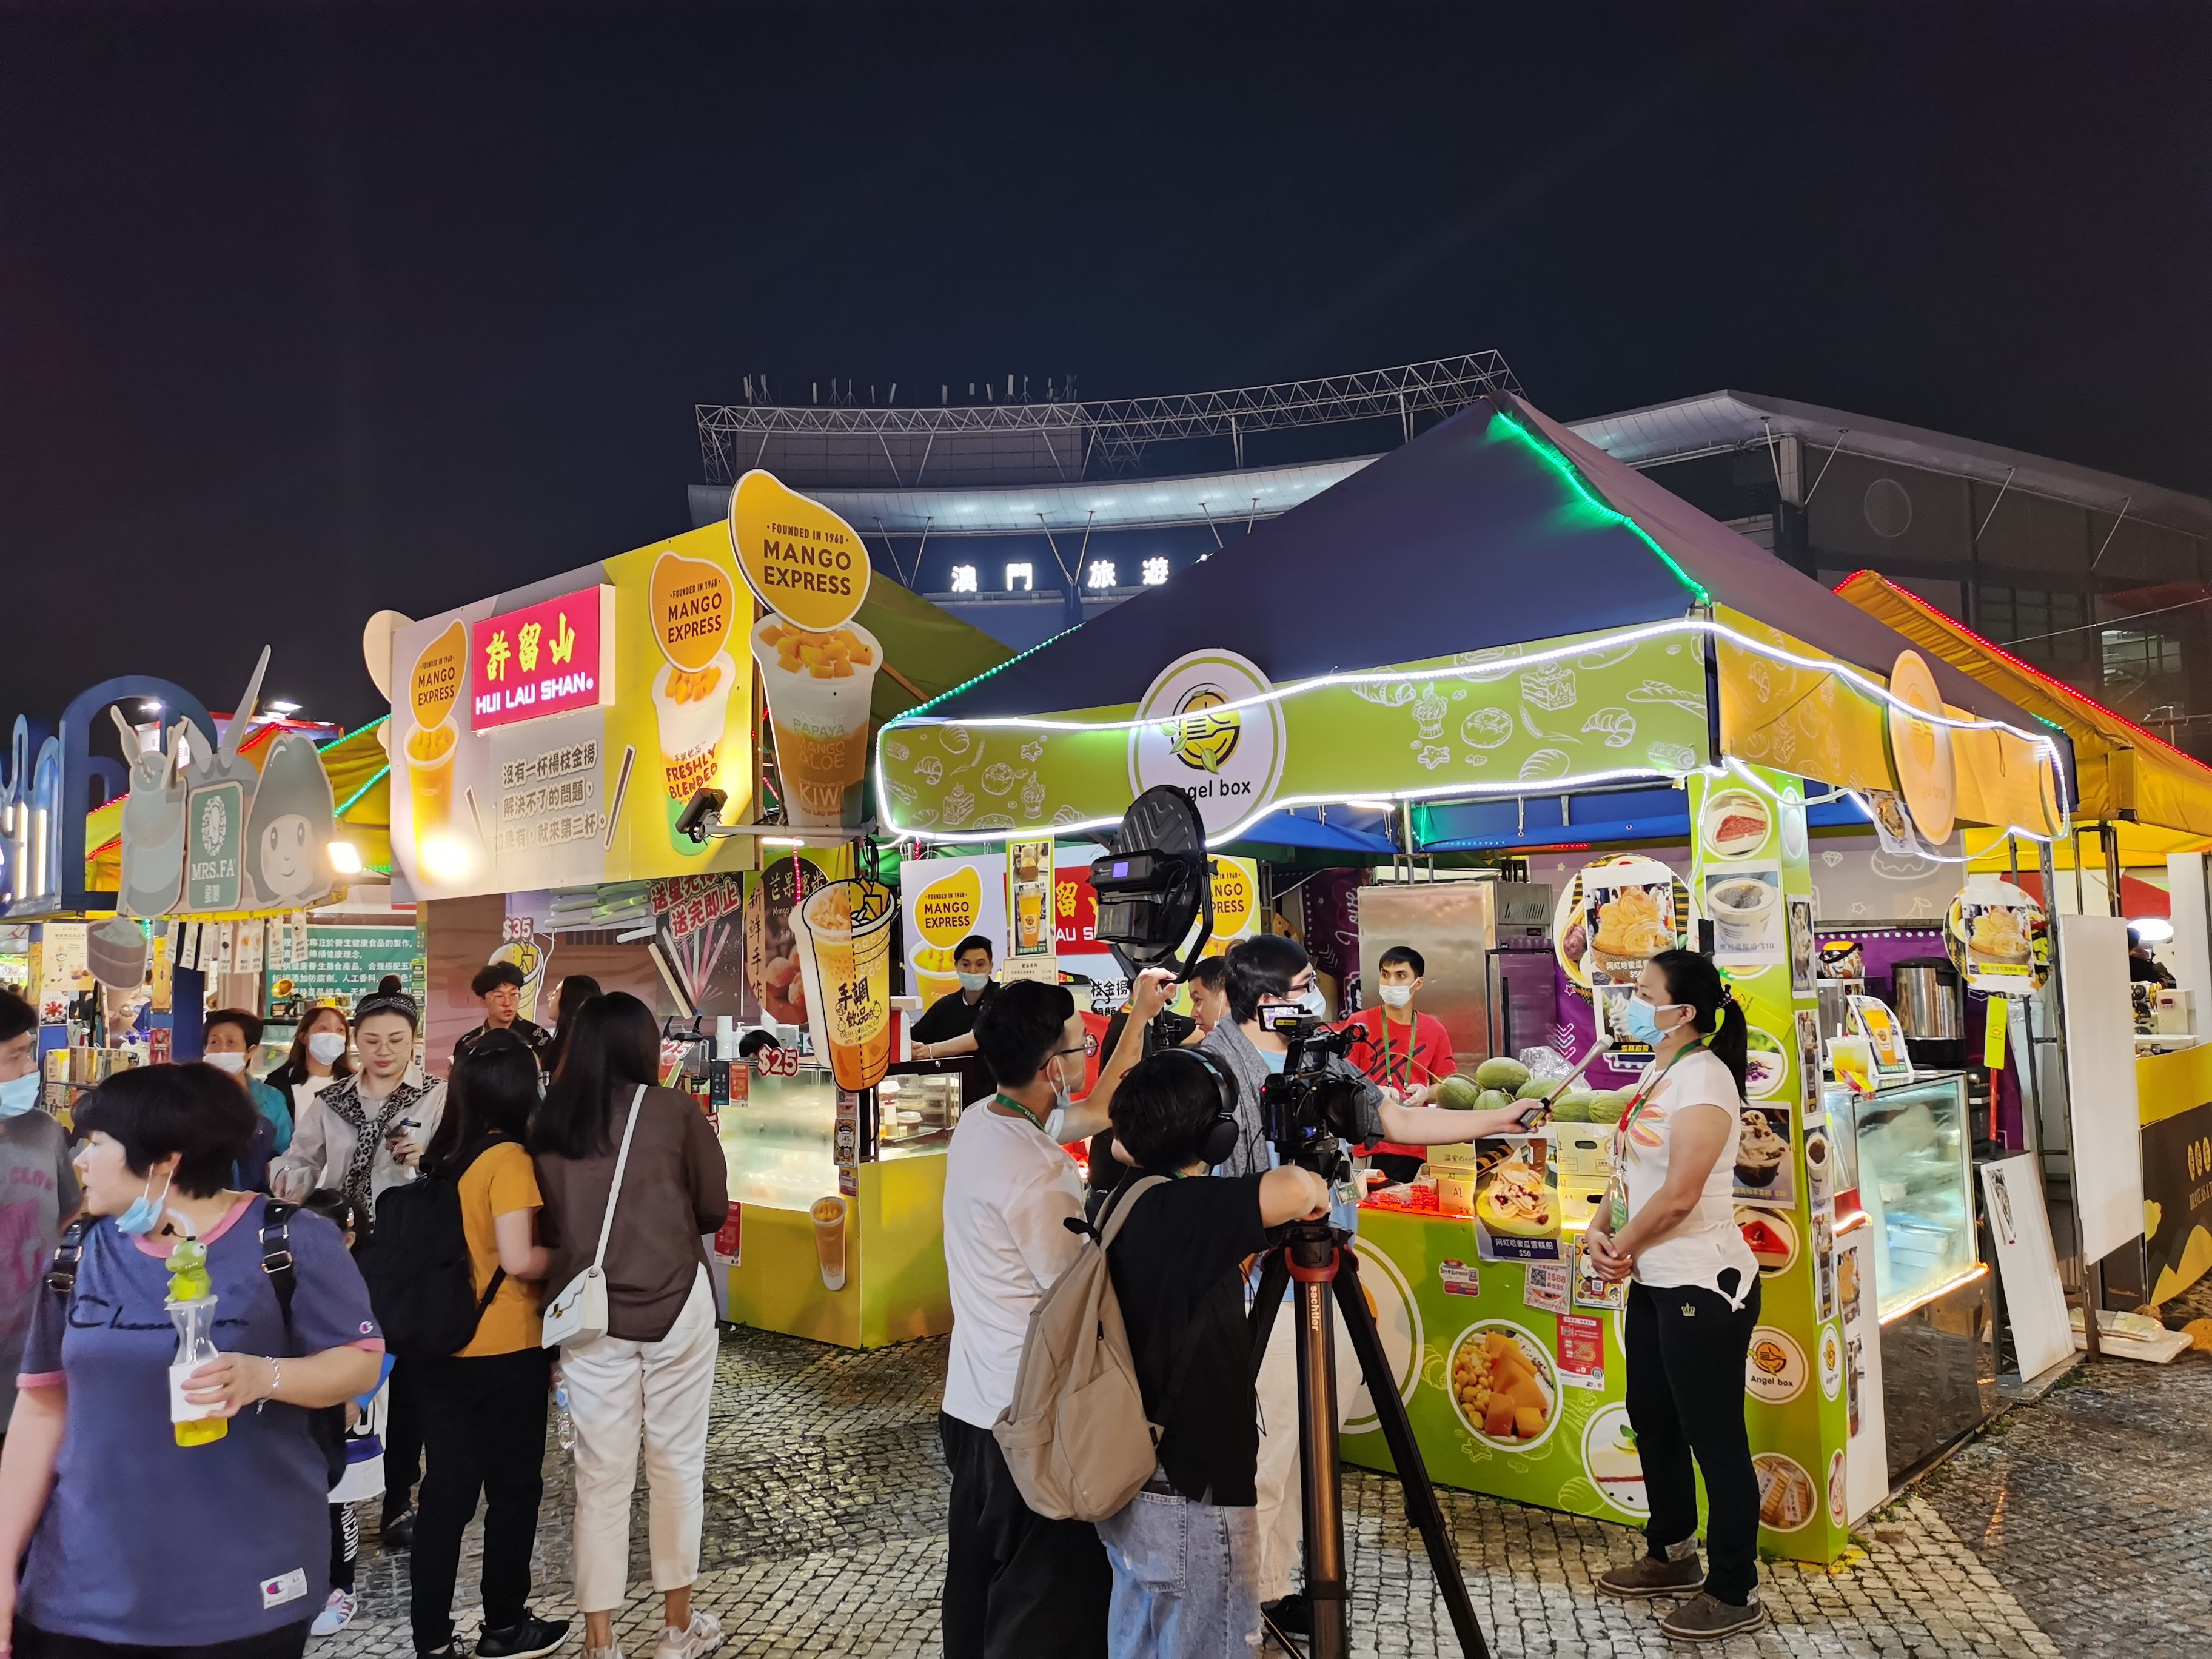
[1515,1078,1555,1101]
[1437,1073,1483,1110]
[1549,1091,1594,1124]
[1473,1056,1531,1091]
[1475,1088,1516,1116]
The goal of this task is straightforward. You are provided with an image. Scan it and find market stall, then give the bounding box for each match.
[380,510,1010,1348]
[876,389,2079,1560]
[1838,570,2212,1305]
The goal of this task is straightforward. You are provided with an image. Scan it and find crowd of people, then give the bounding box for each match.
[0,968,728,1659]
[1,914,1768,1659]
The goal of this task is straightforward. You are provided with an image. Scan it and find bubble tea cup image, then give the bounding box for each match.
[752,617,881,828]
[811,1194,848,1291]
[796,879,896,1091]
[406,717,458,833]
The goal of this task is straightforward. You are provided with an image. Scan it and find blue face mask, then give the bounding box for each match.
[115,1171,174,1237]
[1617,995,1685,1047]
[0,1071,39,1118]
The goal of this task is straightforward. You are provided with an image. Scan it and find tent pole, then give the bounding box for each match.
[2103,823,2123,919]
[2040,833,2099,1359]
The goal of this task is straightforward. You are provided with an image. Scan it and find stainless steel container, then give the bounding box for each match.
[1889,957,1963,1041]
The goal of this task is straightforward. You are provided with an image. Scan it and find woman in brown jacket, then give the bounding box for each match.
[532,993,729,1659]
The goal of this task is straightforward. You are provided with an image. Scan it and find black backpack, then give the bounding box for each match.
[358,1137,511,1357]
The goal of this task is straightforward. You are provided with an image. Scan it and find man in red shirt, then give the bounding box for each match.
[1338,945,1458,1183]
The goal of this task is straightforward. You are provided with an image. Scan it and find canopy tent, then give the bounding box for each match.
[1966,819,2210,873]
[880,390,2072,846]
[1837,569,2212,839]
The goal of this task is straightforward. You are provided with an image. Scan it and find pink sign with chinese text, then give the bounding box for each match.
[469,586,615,732]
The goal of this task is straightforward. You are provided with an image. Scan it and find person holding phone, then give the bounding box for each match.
[1581,948,1764,1643]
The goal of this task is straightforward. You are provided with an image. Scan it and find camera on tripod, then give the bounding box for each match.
[1256,1008,1363,1185]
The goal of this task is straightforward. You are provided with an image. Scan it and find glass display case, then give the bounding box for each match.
[719,1061,970,1211]
[1848,1071,1976,1319]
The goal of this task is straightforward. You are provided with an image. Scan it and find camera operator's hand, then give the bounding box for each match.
[1258,1164,1333,1227]
[1130,965,1175,1023]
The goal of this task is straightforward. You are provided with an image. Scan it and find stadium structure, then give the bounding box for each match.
[690,355,2212,760]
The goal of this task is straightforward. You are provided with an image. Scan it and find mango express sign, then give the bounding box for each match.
[726,470,871,633]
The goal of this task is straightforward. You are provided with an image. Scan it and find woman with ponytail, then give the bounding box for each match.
[1584,947,1765,1642]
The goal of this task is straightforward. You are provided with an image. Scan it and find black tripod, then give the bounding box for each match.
[1247,1218,1490,1659]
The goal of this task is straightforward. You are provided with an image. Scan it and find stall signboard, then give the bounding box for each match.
[388,525,757,901]
[468,586,616,732]
[876,623,1709,843]
[728,471,877,830]
[1003,838,1056,984]
[903,856,1007,1006]
[264,925,423,1021]
[791,877,897,1092]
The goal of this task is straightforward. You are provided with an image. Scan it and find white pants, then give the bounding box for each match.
[1252,1294,1362,1604]
[562,1266,718,1613]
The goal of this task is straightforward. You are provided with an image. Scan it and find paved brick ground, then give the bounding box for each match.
[315,1314,2208,1659]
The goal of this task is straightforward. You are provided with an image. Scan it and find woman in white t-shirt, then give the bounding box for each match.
[264,1004,354,1129]
[1584,948,1765,1644]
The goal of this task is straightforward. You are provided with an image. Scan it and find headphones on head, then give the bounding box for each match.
[1158,1045,1242,1169]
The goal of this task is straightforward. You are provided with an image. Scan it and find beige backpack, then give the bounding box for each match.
[991,1175,1168,1522]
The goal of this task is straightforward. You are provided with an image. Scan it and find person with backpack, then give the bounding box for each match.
[372,1031,566,1659]
[937,970,1171,1659]
[532,993,728,1659]
[0,1064,382,1659]
[1094,1048,1331,1654]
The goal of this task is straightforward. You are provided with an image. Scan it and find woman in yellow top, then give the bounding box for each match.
[408,1031,568,1659]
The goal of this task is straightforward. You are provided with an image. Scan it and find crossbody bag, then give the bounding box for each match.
[540,1084,645,1349]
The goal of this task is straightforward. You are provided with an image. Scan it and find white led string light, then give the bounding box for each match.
[876,615,2075,846]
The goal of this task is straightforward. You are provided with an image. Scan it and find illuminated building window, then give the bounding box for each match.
[1004,563,1033,592]
[1142,557,1170,586]
[949,565,978,594]
[1086,561,1118,590]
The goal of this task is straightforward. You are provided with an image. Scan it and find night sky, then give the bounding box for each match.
[5,2,2207,735]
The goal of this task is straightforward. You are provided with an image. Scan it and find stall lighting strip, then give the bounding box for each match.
[332,765,390,819]
[1489,404,1709,604]
[879,615,2074,846]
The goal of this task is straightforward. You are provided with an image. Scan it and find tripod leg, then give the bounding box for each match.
[1248,1247,1290,1383]
[1293,1272,1350,1659]
[1333,1251,1492,1659]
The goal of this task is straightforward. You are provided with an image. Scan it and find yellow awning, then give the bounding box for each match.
[1966,820,2212,872]
[1836,571,2212,837]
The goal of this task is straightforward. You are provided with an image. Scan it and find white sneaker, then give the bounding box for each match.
[311,1589,358,1637]
[653,1612,723,1659]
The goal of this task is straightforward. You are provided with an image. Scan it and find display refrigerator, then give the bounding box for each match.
[1826,1071,1995,1485]
[718,1056,971,1348]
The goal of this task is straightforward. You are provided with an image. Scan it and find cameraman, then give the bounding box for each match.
[1086,955,1228,1212]
[1200,933,1532,1632]
[1096,1049,1332,1654]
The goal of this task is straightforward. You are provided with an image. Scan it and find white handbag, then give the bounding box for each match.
[541,1085,645,1350]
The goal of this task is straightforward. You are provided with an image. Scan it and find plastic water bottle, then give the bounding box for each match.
[553,1372,576,1453]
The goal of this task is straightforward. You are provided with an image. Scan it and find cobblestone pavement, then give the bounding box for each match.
[322,1320,2208,1658]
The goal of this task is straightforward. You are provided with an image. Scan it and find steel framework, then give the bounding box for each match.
[695,352,1521,483]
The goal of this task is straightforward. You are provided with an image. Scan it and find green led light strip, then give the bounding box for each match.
[1490,404,1709,604]
[333,765,390,819]
[893,621,1088,722]
[317,714,389,752]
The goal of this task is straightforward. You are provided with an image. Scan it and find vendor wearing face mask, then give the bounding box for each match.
[1338,945,1461,1184]
[203,1008,296,1159]
[263,1005,354,1134]
[1199,933,1533,1634]
[910,933,1001,1096]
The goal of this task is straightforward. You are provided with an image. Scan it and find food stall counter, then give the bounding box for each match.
[2136,1041,2212,1301]
[718,1063,965,1350]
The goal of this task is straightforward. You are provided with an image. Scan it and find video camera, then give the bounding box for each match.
[1256,1008,1365,1184]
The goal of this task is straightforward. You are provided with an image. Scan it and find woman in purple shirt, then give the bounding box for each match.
[0,1065,384,1659]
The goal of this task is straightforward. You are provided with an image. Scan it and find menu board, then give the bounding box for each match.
[265,925,424,1020]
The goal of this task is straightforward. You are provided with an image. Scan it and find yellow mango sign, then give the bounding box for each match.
[409,620,466,728]
[914,863,983,948]
[727,469,871,632]
[1211,858,1253,936]
[649,549,738,674]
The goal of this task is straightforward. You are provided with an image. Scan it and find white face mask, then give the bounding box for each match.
[1378,984,1413,1010]
[204,1051,249,1075]
[957,971,992,994]
[307,1031,349,1065]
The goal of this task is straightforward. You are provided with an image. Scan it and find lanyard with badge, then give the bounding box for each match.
[1608,1045,1694,1232]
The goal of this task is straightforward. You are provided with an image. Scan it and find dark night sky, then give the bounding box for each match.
[4,2,2207,735]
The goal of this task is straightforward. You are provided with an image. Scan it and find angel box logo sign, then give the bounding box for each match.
[1130,649,1284,838]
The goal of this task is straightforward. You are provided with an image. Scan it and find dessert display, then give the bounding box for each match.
[1701,788,1771,858]
[1449,1326,1555,1446]
[1737,1206,1797,1273]
[1754,1453,1815,1531]
[1735,1109,1789,1189]
[1476,1148,1553,1238]
[1589,884,1674,967]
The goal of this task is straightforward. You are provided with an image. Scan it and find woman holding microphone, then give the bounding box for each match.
[1582,947,1765,1643]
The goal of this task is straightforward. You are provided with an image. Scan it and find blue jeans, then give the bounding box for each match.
[1096,1488,1262,1657]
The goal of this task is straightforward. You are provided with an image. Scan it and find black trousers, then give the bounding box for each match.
[1623,1272,1763,1605]
[383,1356,421,1522]
[939,1412,1108,1659]
[410,1346,552,1652]
[13,1621,310,1659]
